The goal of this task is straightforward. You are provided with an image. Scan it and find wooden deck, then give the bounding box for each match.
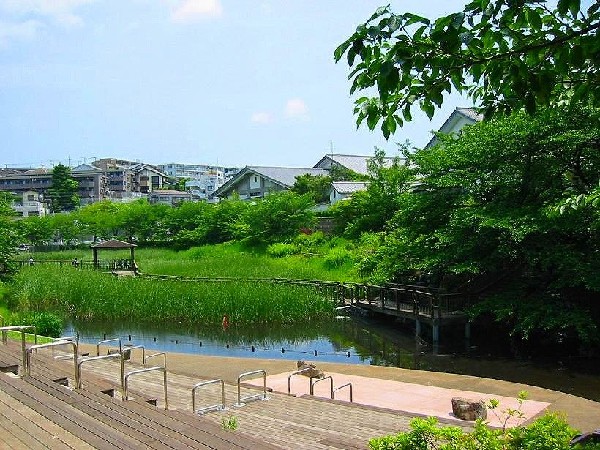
[0,339,422,450]
[0,341,279,449]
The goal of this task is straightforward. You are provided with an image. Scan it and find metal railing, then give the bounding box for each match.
[122,344,145,364]
[124,366,168,410]
[76,353,121,390]
[333,382,353,402]
[26,340,78,387]
[287,367,313,395]
[144,351,167,369]
[235,370,268,407]
[192,379,225,414]
[0,325,37,373]
[310,375,334,399]
[96,338,122,356]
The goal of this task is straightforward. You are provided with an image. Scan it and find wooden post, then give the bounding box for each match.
[465,321,471,340]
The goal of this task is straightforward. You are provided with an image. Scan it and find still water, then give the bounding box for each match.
[64,313,600,402]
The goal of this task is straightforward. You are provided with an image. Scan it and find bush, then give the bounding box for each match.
[368,413,595,450]
[15,311,63,338]
[323,248,353,269]
[266,243,300,258]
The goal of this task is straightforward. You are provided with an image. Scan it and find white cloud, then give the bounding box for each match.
[284,98,310,121]
[0,0,94,27]
[171,0,222,23]
[251,112,273,124]
[0,19,42,46]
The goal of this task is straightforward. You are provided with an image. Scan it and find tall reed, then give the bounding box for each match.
[11,265,334,325]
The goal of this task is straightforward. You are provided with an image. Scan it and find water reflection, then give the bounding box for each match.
[65,313,600,402]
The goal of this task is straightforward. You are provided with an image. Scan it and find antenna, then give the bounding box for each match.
[329,140,334,156]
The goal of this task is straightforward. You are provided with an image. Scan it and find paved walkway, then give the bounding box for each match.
[94,346,600,432]
[247,372,550,428]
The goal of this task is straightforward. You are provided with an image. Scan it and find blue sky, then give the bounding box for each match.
[0,1,469,169]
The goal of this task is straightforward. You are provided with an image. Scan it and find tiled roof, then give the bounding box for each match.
[314,154,398,175]
[425,107,483,148]
[331,181,369,194]
[91,239,137,249]
[150,190,190,195]
[247,166,328,187]
[455,107,483,122]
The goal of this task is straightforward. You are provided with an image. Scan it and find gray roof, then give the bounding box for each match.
[91,239,137,249]
[425,107,483,148]
[248,166,328,187]
[314,154,398,175]
[331,181,369,194]
[72,164,101,173]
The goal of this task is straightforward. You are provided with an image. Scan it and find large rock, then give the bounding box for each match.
[296,360,325,379]
[451,397,487,421]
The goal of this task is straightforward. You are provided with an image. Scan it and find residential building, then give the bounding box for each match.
[149,189,195,206]
[92,158,167,200]
[158,162,239,201]
[329,181,369,205]
[0,166,108,207]
[12,191,48,217]
[212,166,328,200]
[425,107,483,149]
[314,153,400,176]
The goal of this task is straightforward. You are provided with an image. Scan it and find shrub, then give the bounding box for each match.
[368,413,590,450]
[15,311,63,338]
[323,248,353,269]
[266,243,300,258]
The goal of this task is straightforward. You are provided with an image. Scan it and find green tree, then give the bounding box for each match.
[17,216,54,247]
[239,192,316,245]
[75,201,121,241]
[334,1,600,138]
[331,148,414,238]
[0,193,19,278]
[363,107,600,343]
[292,174,332,204]
[117,200,169,243]
[48,164,79,212]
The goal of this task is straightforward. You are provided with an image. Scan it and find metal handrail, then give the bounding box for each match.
[76,353,121,389]
[96,338,122,356]
[310,375,334,399]
[26,340,78,387]
[0,325,37,372]
[192,379,225,414]
[287,367,313,395]
[144,351,167,369]
[235,369,268,407]
[333,382,353,402]
[124,366,168,410]
[123,344,145,364]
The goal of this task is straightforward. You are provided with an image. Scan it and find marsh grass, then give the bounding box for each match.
[18,241,359,282]
[11,265,334,325]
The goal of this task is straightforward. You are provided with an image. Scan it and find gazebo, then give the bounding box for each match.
[90,239,137,269]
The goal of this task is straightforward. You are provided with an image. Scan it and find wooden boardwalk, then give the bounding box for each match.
[0,339,420,450]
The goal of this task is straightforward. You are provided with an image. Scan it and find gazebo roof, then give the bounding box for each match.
[90,239,137,249]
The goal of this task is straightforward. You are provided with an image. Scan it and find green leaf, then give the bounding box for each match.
[525,8,542,29]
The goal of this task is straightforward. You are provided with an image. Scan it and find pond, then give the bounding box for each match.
[64,311,600,402]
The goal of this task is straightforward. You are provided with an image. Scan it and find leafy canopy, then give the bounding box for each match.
[335,0,600,138]
[48,164,79,212]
